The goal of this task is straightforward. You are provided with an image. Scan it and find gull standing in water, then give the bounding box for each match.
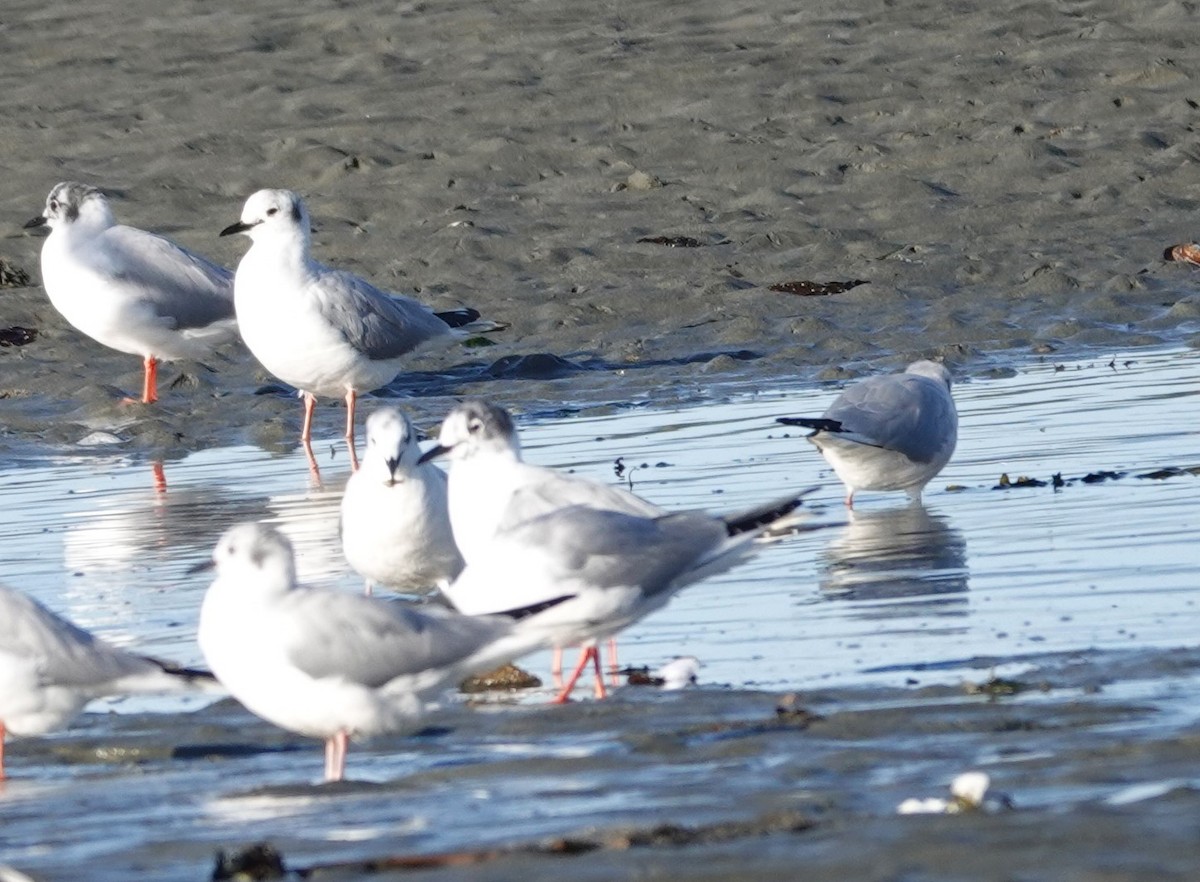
[422,400,812,701]
[420,400,663,695]
[0,583,216,778]
[340,408,464,594]
[777,360,957,507]
[195,522,558,782]
[24,182,236,404]
[441,494,812,703]
[220,189,479,468]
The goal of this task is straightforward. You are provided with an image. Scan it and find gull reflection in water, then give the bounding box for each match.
[818,503,968,616]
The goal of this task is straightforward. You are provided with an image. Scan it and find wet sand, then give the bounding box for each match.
[2,0,1200,878]
[5,647,1200,881]
[3,0,1200,455]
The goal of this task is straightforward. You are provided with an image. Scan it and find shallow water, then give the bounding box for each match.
[1,346,1198,879]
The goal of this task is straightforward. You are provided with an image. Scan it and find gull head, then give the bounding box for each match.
[905,359,953,390]
[362,407,421,484]
[207,522,298,597]
[220,188,309,243]
[25,182,114,233]
[418,399,520,465]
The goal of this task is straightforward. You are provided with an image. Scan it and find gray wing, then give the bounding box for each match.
[825,374,957,463]
[505,507,727,600]
[496,469,663,534]
[0,584,159,688]
[279,590,512,687]
[102,225,235,329]
[312,268,453,361]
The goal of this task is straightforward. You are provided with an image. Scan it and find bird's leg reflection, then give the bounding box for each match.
[151,460,167,493]
[302,437,322,485]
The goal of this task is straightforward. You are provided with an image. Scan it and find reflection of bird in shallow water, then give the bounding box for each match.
[819,504,968,613]
[59,476,268,637]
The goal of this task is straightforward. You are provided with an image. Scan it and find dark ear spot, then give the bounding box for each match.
[250,544,267,567]
[291,200,302,223]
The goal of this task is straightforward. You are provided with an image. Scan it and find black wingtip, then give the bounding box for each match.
[152,658,219,683]
[721,488,817,536]
[500,594,575,621]
[435,307,482,329]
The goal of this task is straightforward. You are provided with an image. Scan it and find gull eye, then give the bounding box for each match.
[49,199,59,211]
[266,207,278,217]
[467,418,482,434]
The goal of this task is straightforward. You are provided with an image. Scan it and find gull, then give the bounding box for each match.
[195,522,559,782]
[219,189,480,463]
[24,182,236,404]
[419,400,663,693]
[0,582,216,778]
[441,493,811,703]
[340,408,464,594]
[777,360,957,507]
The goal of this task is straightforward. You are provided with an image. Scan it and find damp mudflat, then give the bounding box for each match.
[1,346,1198,881]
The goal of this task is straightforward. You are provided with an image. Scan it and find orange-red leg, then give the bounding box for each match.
[607,637,620,686]
[301,391,317,442]
[141,356,159,404]
[344,390,360,471]
[324,730,350,782]
[553,646,608,703]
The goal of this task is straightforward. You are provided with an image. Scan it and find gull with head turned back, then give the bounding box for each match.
[24,182,236,404]
[777,360,958,507]
[220,189,481,471]
[195,522,557,782]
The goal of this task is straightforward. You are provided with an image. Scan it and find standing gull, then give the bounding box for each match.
[777,360,958,507]
[420,400,663,695]
[220,189,477,464]
[340,408,464,594]
[24,182,236,403]
[195,522,558,782]
[441,493,811,703]
[0,582,216,778]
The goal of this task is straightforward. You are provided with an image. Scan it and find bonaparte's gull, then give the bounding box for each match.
[420,400,662,564]
[420,399,662,692]
[340,408,464,594]
[777,360,957,507]
[441,493,810,702]
[195,522,559,782]
[0,582,216,778]
[23,182,236,404]
[219,189,478,460]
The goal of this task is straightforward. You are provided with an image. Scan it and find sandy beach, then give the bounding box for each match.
[3,0,1200,454]
[2,1,1200,879]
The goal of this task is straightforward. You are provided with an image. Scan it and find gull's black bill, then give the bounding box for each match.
[23,215,47,229]
[219,220,253,237]
[416,444,450,465]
